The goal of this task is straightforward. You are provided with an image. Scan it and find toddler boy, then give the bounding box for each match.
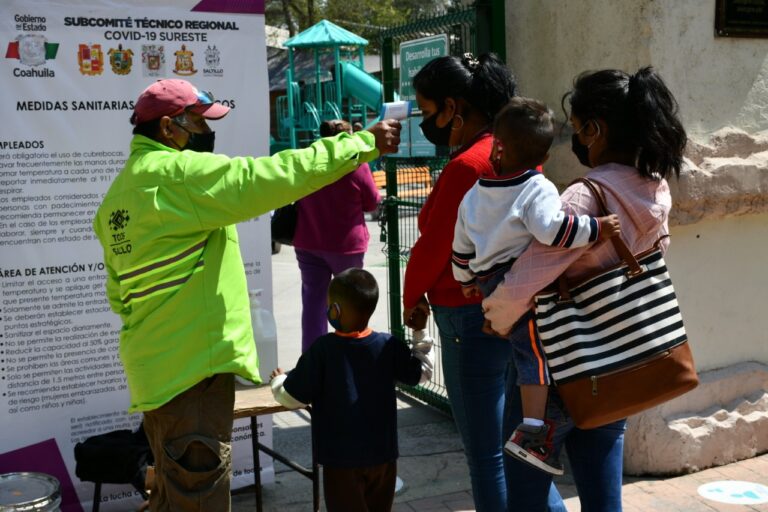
[271,268,433,511]
[452,97,620,474]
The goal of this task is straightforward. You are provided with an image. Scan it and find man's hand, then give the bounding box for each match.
[270,367,284,381]
[368,119,402,155]
[461,283,482,299]
[598,214,621,240]
[403,295,430,329]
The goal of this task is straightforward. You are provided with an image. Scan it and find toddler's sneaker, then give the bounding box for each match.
[504,422,563,475]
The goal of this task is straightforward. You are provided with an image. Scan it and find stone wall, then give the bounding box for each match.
[505,0,768,225]
[624,363,768,475]
[673,129,768,226]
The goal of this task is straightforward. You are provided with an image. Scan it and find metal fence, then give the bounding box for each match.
[376,158,450,412]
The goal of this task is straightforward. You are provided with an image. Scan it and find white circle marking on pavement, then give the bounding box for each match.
[395,476,405,495]
[697,480,768,505]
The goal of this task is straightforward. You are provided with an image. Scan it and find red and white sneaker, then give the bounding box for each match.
[504,422,564,475]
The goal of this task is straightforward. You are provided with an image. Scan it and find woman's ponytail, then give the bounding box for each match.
[465,53,517,121]
[413,52,516,122]
[626,67,687,179]
[567,66,687,180]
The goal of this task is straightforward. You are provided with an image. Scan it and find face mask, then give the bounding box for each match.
[571,121,598,168]
[174,120,216,153]
[185,131,215,153]
[420,112,452,147]
[571,133,591,167]
[327,303,343,331]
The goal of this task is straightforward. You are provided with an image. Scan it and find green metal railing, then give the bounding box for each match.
[377,158,449,413]
[378,0,506,412]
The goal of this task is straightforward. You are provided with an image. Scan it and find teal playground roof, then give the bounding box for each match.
[284,20,369,48]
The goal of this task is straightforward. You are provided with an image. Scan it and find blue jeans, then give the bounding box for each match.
[432,303,512,512]
[504,364,626,512]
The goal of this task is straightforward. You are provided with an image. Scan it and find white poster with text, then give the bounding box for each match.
[0,0,273,510]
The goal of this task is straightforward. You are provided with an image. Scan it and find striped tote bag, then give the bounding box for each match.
[534,178,698,429]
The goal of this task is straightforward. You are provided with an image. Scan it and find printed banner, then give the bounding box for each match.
[0,1,273,510]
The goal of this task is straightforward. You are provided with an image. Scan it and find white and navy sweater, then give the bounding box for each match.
[452,170,600,285]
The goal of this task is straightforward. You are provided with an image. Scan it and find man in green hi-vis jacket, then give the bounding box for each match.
[93,79,401,512]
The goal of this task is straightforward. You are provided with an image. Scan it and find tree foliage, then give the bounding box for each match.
[266,0,453,51]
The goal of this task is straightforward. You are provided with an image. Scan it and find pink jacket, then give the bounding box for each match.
[483,163,672,334]
[293,163,381,254]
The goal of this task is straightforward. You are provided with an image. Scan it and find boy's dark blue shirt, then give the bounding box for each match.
[283,329,422,468]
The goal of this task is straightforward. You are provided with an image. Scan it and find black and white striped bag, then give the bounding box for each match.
[535,246,687,384]
[533,178,697,429]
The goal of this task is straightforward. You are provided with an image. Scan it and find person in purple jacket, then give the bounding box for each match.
[293,119,382,352]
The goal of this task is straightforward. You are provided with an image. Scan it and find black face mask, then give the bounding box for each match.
[571,133,591,167]
[174,121,216,153]
[184,131,216,153]
[420,112,452,147]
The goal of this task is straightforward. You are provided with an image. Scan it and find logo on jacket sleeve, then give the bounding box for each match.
[109,209,130,231]
[109,209,132,256]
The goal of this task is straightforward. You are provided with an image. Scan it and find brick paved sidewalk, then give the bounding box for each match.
[394,453,768,512]
[249,225,768,512]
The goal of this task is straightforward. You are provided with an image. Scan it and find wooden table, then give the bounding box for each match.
[233,384,319,512]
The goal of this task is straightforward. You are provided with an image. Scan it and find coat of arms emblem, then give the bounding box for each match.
[173,44,196,76]
[141,45,165,77]
[108,44,133,75]
[5,34,58,67]
[78,43,104,76]
[205,45,220,68]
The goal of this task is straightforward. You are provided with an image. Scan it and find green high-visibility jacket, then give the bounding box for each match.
[93,132,378,412]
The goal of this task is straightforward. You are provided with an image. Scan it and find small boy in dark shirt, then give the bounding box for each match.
[270,268,433,512]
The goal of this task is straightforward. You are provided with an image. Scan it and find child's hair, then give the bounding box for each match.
[328,268,379,319]
[319,119,351,137]
[494,97,554,168]
[413,53,517,122]
[562,66,687,180]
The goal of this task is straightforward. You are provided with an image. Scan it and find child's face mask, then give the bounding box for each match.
[327,303,343,331]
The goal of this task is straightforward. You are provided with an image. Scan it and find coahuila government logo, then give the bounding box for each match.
[5,34,58,77]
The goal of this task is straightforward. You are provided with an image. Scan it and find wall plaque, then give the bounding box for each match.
[716,0,768,37]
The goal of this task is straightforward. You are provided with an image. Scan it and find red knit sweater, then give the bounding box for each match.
[403,132,493,309]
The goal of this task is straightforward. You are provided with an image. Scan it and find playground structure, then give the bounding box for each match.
[272,20,387,152]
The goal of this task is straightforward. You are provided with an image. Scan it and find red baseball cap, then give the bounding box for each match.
[130,79,230,125]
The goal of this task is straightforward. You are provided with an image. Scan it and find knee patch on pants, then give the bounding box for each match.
[162,434,231,493]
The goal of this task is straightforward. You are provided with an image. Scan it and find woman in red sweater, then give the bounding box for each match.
[402,53,516,511]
